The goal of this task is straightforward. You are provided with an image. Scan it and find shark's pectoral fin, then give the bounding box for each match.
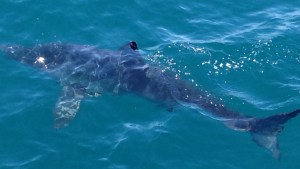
[54,86,84,128]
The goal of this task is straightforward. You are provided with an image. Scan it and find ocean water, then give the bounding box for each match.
[0,0,300,168]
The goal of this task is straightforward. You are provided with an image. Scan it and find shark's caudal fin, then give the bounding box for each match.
[249,109,300,159]
[225,109,300,159]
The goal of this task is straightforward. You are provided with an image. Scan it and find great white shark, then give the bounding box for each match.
[1,41,299,159]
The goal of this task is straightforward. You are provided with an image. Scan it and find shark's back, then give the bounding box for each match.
[2,41,300,159]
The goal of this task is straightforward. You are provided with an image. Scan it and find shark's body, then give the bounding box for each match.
[1,41,299,159]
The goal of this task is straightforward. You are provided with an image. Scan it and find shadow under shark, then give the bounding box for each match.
[1,41,299,159]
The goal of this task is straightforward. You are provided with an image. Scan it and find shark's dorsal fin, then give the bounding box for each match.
[54,86,85,128]
[117,41,146,69]
[118,41,140,57]
[119,41,138,51]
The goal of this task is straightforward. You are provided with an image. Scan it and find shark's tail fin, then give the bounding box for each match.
[226,109,300,159]
[249,109,300,159]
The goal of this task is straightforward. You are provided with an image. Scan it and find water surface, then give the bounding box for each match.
[0,0,300,168]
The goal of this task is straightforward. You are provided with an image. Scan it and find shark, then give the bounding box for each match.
[1,41,299,159]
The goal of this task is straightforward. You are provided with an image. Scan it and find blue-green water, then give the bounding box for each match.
[0,0,300,168]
